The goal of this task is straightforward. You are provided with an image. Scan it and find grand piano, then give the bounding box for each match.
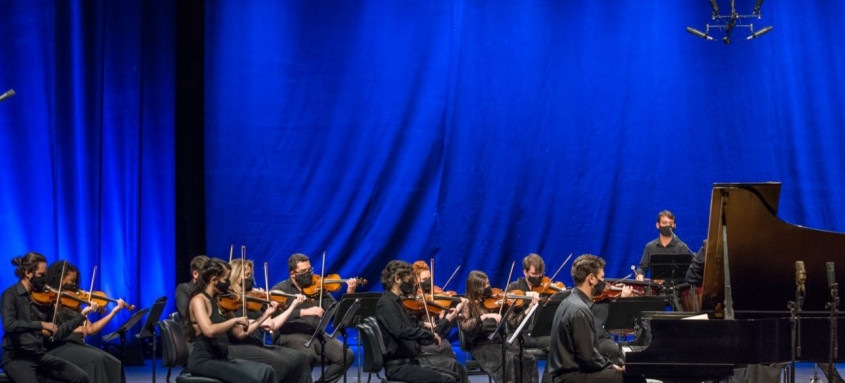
[626,183,844,380]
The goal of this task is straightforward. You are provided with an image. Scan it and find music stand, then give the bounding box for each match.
[103,307,150,364]
[332,292,380,329]
[527,291,567,338]
[305,301,338,382]
[135,296,167,383]
[604,296,668,343]
[332,292,380,383]
[649,253,693,283]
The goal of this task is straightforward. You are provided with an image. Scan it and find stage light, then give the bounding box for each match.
[686,27,714,41]
[709,0,720,18]
[747,25,773,40]
[752,0,765,15]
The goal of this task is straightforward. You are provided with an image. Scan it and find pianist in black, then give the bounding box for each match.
[636,210,693,281]
[548,254,644,383]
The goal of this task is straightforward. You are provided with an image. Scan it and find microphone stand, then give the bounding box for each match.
[827,279,839,383]
[787,285,803,383]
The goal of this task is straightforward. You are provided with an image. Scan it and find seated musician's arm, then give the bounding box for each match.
[572,310,613,372]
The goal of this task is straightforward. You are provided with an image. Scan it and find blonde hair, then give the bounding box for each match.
[229,259,254,294]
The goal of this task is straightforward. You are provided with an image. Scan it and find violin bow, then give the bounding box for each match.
[541,253,571,291]
[498,261,516,317]
[430,258,435,295]
[441,265,460,292]
[264,262,271,301]
[416,275,436,331]
[51,261,69,341]
[318,251,326,309]
[87,265,97,305]
[241,246,247,315]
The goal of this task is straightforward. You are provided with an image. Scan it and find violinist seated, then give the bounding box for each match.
[270,253,354,383]
[506,253,564,353]
[45,260,127,383]
[376,260,462,383]
[2,253,90,383]
[226,259,312,383]
[411,260,469,383]
[460,270,540,383]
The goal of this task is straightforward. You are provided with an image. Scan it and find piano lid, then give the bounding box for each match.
[701,183,845,314]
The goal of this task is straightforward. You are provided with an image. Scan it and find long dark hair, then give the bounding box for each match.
[11,252,47,279]
[46,260,81,291]
[183,258,230,340]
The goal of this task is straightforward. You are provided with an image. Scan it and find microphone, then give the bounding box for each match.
[795,261,806,296]
[747,26,773,40]
[0,89,15,102]
[827,262,836,289]
[687,27,715,41]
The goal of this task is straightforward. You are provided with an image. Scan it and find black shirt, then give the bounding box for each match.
[375,290,435,361]
[271,278,336,335]
[548,288,613,375]
[175,281,195,320]
[2,282,85,356]
[637,235,693,276]
[685,243,707,286]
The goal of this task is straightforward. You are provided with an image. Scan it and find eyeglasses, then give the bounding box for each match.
[293,268,313,276]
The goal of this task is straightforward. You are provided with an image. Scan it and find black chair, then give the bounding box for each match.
[457,327,493,383]
[356,317,406,383]
[157,319,223,383]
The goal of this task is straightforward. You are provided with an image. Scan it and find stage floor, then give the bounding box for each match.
[125,360,843,383]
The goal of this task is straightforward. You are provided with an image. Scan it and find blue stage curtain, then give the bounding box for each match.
[0,0,175,338]
[205,0,845,290]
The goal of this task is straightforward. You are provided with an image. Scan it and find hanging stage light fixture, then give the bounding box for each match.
[686,0,773,44]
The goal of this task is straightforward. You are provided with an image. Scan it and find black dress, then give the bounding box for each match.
[45,306,125,383]
[227,305,313,383]
[186,292,277,383]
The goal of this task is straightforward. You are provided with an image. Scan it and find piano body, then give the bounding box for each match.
[626,183,845,380]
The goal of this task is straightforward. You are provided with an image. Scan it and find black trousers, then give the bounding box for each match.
[229,343,313,383]
[385,360,458,383]
[2,352,89,383]
[46,341,124,383]
[275,332,353,383]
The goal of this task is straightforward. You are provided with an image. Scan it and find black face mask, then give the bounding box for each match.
[527,275,542,286]
[243,278,254,291]
[419,279,432,293]
[593,278,607,297]
[215,280,230,295]
[482,286,493,298]
[399,279,415,295]
[294,272,313,287]
[62,283,78,292]
[658,225,673,237]
[30,275,47,291]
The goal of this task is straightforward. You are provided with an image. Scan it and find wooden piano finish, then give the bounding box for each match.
[626,183,845,379]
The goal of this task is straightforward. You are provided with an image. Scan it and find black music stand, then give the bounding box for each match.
[304,301,338,382]
[135,296,167,383]
[103,307,150,364]
[604,296,668,345]
[649,253,692,283]
[527,291,567,338]
[332,293,380,383]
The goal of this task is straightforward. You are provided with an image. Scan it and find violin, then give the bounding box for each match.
[401,295,450,316]
[218,292,269,312]
[302,274,367,297]
[76,289,136,311]
[482,288,534,310]
[531,276,566,295]
[592,284,643,303]
[31,288,91,310]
